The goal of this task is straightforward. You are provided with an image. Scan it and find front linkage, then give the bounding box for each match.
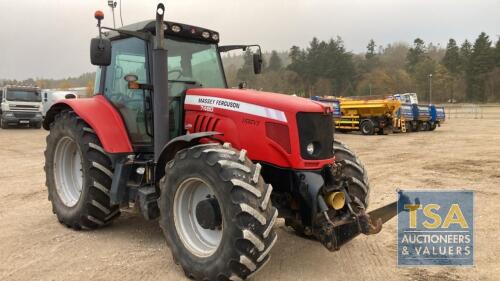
[290,142,410,252]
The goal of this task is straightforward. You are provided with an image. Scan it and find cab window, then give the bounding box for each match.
[104,37,151,144]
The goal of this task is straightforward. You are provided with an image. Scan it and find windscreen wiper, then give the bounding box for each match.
[168,80,202,86]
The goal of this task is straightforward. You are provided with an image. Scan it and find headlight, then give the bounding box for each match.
[4,112,14,117]
[171,25,181,33]
[306,143,315,155]
[201,31,210,39]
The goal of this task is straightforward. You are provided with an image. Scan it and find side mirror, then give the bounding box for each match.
[90,38,112,66]
[253,53,262,74]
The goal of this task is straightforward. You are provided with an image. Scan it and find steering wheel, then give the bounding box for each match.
[168,69,183,80]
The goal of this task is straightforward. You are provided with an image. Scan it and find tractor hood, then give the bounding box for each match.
[184,88,334,170]
[185,88,328,122]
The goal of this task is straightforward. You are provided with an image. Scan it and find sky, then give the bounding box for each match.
[0,0,499,80]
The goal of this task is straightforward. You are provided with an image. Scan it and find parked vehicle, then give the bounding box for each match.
[311,96,341,118]
[0,85,43,129]
[43,6,403,280]
[41,90,78,116]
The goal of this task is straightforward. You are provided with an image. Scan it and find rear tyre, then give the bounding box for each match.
[360,119,375,135]
[424,122,431,131]
[159,143,278,281]
[44,110,120,230]
[418,122,429,131]
[430,123,437,131]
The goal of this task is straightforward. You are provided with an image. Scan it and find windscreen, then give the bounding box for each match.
[6,90,42,102]
[166,38,226,89]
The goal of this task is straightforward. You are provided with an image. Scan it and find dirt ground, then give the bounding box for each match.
[0,119,499,281]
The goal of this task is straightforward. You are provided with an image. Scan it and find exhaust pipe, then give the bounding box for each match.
[153,3,169,163]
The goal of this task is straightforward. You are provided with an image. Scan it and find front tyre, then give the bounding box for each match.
[44,110,120,229]
[159,143,278,281]
[332,139,370,209]
[33,122,42,129]
[1,119,8,129]
[287,140,370,237]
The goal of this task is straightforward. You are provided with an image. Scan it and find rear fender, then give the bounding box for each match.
[43,95,133,154]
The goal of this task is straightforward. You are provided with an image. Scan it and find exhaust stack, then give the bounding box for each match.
[153,3,169,163]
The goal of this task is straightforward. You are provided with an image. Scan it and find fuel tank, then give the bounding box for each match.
[184,88,334,170]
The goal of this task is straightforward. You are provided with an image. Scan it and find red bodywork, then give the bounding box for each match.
[46,89,334,170]
[45,95,133,154]
[184,88,334,170]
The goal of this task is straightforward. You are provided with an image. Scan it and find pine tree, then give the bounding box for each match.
[442,39,461,76]
[237,49,255,83]
[494,39,500,67]
[267,50,283,72]
[366,39,376,60]
[466,33,494,102]
[406,38,427,73]
[460,40,473,70]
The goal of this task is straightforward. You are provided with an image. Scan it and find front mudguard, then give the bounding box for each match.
[155,131,222,181]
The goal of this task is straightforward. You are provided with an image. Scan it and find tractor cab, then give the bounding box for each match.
[92,18,262,151]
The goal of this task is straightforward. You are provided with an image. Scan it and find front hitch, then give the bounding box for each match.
[316,192,414,251]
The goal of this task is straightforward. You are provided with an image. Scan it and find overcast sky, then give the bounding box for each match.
[1,0,499,80]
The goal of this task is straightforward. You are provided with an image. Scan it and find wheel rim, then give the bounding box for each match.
[362,123,370,134]
[53,136,83,207]
[173,177,223,258]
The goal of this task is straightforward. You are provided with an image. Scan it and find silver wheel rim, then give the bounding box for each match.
[362,123,370,134]
[53,136,83,207]
[173,177,223,257]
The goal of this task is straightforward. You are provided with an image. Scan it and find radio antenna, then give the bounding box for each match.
[107,1,117,28]
[119,0,124,27]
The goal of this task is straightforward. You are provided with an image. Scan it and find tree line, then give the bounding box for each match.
[229,32,500,103]
[3,32,500,103]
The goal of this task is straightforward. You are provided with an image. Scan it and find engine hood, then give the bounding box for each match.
[185,88,327,122]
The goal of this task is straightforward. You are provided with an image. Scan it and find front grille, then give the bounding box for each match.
[296,112,333,160]
[10,104,39,109]
[13,112,36,119]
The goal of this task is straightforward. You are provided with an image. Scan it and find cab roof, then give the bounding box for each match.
[106,20,219,44]
[3,85,39,91]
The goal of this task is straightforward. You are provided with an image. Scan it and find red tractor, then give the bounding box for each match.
[44,4,399,280]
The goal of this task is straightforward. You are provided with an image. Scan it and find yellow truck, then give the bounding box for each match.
[313,96,401,135]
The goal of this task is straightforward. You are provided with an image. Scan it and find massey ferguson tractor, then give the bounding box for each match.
[43,4,401,280]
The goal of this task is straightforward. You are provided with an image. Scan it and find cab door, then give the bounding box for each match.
[103,37,152,145]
